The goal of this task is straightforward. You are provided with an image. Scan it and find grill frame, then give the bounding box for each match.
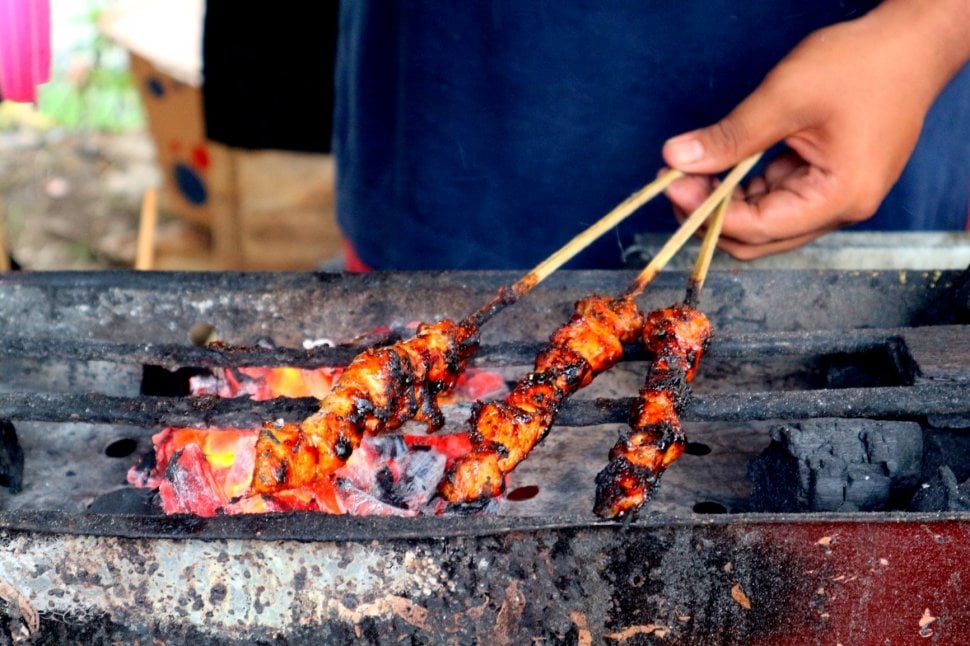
[0,267,968,643]
[2,510,969,643]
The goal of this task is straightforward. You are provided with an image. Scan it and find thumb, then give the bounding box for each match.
[663,82,799,174]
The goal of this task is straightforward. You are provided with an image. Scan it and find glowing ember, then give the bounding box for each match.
[128,426,473,516]
[158,444,225,516]
[189,366,343,401]
[128,427,257,500]
[128,332,510,517]
[190,366,506,403]
[446,369,508,404]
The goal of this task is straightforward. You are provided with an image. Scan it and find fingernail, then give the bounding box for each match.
[666,180,703,211]
[666,136,705,166]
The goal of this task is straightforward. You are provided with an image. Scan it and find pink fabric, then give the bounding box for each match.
[0,0,51,103]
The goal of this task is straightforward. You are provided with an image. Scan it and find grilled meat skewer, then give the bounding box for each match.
[593,303,712,518]
[591,188,730,519]
[251,157,754,500]
[250,171,685,494]
[252,319,480,492]
[438,160,761,506]
[438,294,643,502]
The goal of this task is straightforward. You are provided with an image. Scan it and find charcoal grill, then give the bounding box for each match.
[0,268,968,643]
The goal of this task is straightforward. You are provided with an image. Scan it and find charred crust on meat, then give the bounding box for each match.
[593,457,660,518]
[490,442,510,459]
[643,359,688,391]
[249,316,489,486]
[466,425,488,445]
[396,352,421,422]
[260,427,284,446]
[511,408,534,424]
[632,420,680,447]
[380,350,406,416]
[559,360,589,389]
[419,398,445,431]
[685,350,697,369]
[273,461,288,485]
[350,397,374,421]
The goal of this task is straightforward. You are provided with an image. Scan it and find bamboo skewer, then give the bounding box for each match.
[515,168,684,293]
[622,152,761,299]
[135,187,158,271]
[684,194,729,306]
[466,167,684,327]
[441,158,759,507]
[0,208,10,273]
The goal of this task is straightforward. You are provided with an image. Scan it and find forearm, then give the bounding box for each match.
[864,0,970,102]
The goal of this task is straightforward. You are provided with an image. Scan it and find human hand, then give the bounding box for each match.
[661,0,970,260]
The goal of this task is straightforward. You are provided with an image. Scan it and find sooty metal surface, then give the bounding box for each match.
[0,268,968,643]
[2,513,969,643]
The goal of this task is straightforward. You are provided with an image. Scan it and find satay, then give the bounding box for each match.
[251,155,757,500]
[438,157,759,506]
[252,319,478,492]
[250,171,684,494]
[593,182,730,519]
[592,303,712,518]
[438,295,643,502]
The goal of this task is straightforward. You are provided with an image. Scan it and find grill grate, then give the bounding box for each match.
[0,268,968,643]
[0,268,967,514]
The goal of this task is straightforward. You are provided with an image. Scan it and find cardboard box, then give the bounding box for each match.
[100,0,341,270]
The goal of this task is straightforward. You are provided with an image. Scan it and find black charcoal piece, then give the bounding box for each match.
[747,418,923,512]
[87,487,163,515]
[909,466,970,512]
[922,428,970,482]
[0,420,24,494]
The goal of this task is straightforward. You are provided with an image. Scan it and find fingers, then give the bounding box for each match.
[664,152,848,258]
[762,151,803,188]
[665,174,715,216]
[715,164,843,245]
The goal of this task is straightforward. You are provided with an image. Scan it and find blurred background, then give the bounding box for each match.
[0,0,340,271]
[3,1,967,273]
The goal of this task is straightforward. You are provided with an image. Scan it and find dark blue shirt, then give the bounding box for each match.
[334,1,970,270]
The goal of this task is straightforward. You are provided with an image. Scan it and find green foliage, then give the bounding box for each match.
[27,0,146,132]
[36,67,144,132]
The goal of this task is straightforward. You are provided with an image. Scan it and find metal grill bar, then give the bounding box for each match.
[0,328,904,368]
[0,382,966,428]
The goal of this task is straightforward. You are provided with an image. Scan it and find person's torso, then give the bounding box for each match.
[334,1,968,270]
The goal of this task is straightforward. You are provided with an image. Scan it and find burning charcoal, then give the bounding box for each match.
[748,419,923,512]
[338,435,448,512]
[0,420,24,494]
[909,466,970,512]
[159,445,228,516]
[335,479,418,516]
[392,449,448,509]
[127,448,158,488]
[448,368,510,402]
[189,366,343,400]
